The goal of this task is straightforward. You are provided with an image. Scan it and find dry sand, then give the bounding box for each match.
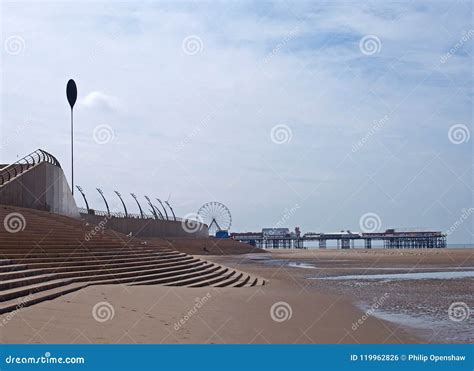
[1,248,472,344]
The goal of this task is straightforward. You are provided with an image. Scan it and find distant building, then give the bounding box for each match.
[262,228,289,238]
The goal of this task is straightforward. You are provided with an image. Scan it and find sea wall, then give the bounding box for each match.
[80,213,209,238]
[0,162,79,218]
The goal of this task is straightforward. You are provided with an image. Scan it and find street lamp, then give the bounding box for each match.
[66,79,77,195]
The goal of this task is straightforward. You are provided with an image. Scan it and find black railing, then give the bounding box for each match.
[77,207,185,221]
[0,149,61,186]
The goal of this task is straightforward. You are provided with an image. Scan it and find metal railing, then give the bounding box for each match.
[77,207,185,221]
[0,149,61,186]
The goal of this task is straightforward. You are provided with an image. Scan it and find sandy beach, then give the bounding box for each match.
[1,247,471,344]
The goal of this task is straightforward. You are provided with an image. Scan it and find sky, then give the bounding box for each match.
[1,0,472,244]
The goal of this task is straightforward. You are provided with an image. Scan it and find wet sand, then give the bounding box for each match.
[208,248,473,343]
[0,248,471,344]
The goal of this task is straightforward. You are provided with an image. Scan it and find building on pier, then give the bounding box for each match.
[231,228,447,249]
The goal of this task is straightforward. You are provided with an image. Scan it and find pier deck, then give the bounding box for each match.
[231,230,447,249]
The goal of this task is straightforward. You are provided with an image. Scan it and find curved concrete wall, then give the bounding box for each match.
[0,162,79,218]
[80,213,209,239]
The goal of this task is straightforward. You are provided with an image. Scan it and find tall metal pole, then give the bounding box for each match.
[71,107,74,194]
[96,188,110,217]
[144,196,159,220]
[76,185,90,214]
[131,193,144,219]
[165,200,177,221]
[114,191,128,218]
[156,198,169,220]
[66,79,77,195]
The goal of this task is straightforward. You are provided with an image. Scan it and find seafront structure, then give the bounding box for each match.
[231,228,447,249]
[0,149,264,314]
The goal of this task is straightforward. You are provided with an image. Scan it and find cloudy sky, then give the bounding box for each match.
[1,1,472,243]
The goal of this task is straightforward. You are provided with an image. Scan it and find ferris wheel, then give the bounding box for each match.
[197,202,232,234]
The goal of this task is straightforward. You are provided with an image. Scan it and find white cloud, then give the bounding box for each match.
[80,91,118,111]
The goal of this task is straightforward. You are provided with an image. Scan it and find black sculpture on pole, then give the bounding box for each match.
[96,188,110,216]
[131,193,144,219]
[165,200,177,221]
[76,185,90,214]
[156,198,169,220]
[114,191,128,218]
[66,79,77,195]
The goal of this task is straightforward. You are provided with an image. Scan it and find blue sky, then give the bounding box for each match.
[1,0,472,243]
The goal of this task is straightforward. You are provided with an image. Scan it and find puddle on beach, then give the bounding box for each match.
[356,304,473,343]
[247,255,473,270]
[287,262,316,269]
[311,271,474,281]
[247,256,474,274]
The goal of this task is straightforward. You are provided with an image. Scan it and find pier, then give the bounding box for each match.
[231,228,447,249]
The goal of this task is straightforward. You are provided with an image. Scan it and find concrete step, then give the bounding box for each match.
[130,264,221,286]
[0,259,207,291]
[162,266,230,287]
[0,262,214,303]
[233,275,251,288]
[0,256,198,283]
[2,251,183,264]
[1,254,189,271]
[0,278,74,302]
[212,271,243,287]
[0,263,29,273]
[0,283,86,315]
[0,249,178,259]
[188,269,237,288]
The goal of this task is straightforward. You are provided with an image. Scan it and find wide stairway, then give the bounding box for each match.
[0,205,264,314]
